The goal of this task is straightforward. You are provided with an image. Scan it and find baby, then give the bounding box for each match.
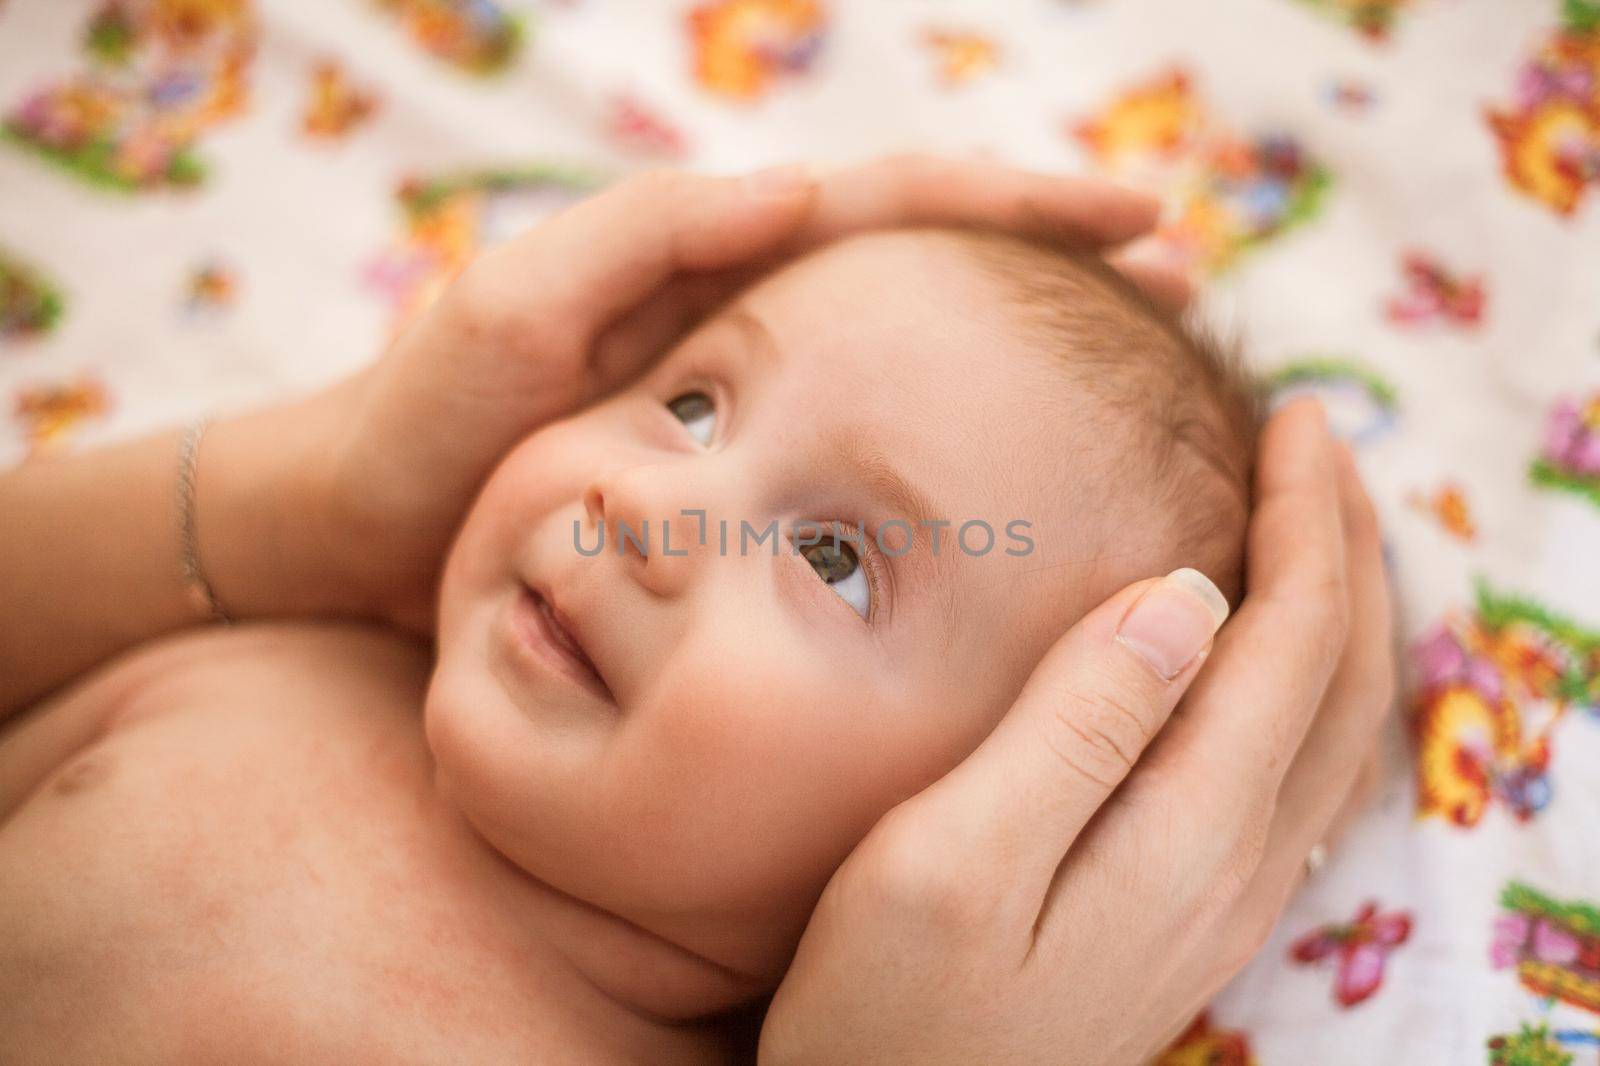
[0,227,1260,1064]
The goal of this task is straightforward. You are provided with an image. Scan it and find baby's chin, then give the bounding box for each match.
[418,659,484,814]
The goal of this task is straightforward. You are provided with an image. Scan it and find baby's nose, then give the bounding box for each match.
[581,481,608,531]
[582,467,703,597]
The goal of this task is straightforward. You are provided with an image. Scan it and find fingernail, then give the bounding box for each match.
[743,163,813,198]
[1114,568,1230,681]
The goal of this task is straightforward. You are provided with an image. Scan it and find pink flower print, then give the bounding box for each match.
[1571,428,1600,476]
[1413,624,1467,687]
[1544,399,1584,463]
[1491,913,1531,968]
[1531,919,1581,965]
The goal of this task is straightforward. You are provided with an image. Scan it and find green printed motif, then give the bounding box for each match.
[0,249,65,339]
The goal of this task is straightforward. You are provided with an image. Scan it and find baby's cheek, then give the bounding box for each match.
[443,419,598,595]
[475,412,607,521]
[606,663,840,879]
[718,680,936,858]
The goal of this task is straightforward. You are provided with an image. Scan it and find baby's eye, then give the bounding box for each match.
[667,390,716,446]
[797,529,871,620]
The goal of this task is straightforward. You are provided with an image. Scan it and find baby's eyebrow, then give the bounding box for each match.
[725,302,959,612]
[824,423,957,595]
[720,306,940,531]
[720,305,783,376]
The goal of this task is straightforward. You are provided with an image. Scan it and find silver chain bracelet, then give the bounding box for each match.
[177,415,232,625]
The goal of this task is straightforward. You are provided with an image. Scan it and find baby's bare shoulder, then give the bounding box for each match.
[0,623,450,1063]
[109,619,432,727]
[0,619,431,823]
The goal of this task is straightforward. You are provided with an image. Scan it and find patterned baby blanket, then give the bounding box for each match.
[1,1,1597,1062]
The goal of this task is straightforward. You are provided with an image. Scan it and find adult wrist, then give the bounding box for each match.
[193,389,369,623]
[176,416,232,625]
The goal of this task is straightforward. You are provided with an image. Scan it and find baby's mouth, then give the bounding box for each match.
[514,583,613,701]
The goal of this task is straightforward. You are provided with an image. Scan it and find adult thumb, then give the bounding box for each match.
[907,568,1230,901]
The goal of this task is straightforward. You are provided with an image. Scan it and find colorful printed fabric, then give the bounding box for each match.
[1288,901,1414,1007]
[2,1,1598,1061]
[3,0,256,191]
[371,0,524,75]
[1073,66,1334,274]
[1408,581,1599,827]
[1493,882,1600,1015]
[364,164,601,335]
[1485,1,1600,217]
[0,245,63,338]
[1533,391,1600,507]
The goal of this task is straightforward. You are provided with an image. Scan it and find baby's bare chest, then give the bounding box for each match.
[0,625,680,1065]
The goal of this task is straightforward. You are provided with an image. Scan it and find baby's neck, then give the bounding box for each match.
[454,810,774,1030]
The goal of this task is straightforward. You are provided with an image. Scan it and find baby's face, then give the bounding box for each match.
[427,231,1157,986]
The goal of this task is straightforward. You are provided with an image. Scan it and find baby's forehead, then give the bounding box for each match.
[749,228,1004,321]
[717,231,1114,505]
[732,231,1056,393]
[738,243,1114,563]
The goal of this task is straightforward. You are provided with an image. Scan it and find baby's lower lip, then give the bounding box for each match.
[509,584,611,700]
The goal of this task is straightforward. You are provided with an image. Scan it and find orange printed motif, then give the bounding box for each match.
[1485,3,1600,217]
[185,259,237,311]
[301,59,379,140]
[688,0,827,101]
[1409,581,1599,828]
[920,28,999,87]
[1154,1012,1256,1065]
[13,376,111,457]
[1405,482,1477,542]
[1072,69,1202,167]
[1072,68,1331,274]
[365,166,601,335]
[372,0,523,75]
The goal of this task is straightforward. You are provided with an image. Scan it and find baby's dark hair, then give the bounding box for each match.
[946,228,1264,608]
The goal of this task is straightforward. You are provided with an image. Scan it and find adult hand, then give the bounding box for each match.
[757,396,1396,1065]
[278,156,1174,634]
[0,156,1180,715]
[0,155,1177,718]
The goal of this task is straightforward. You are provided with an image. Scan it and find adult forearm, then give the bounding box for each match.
[0,391,357,718]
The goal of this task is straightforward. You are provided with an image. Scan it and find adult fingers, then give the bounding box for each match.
[447,167,818,375]
[900,567,1230,911]
[1140,396,1348,831]
[1245,438,1397,904]
[590,227,1191,390]
[578,158,1168,391]
[1324,746,1383,851]
[606,159,1173,377]
[1139,398,1350,864]
[587,269,748,393]
[793,154,1162,250]
[1107,245,1193,314]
